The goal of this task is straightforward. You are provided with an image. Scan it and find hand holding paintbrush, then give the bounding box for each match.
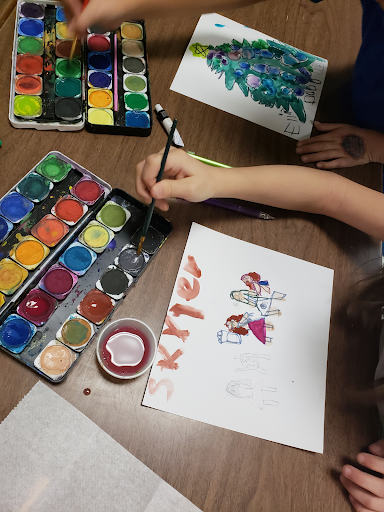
[136,119,178,255]
[67,0,89,66]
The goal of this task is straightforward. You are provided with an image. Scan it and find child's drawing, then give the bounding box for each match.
[183,255,202,278]
[225,312,274,344]
[157,343,184,371]
[226,379,278,409]
[230,290,286,316]
[170,303,205,319]
[163,315,190,342]
[241,272,270,296]
[170,14,328,140]
[177,276,200,301]
[148,378,174,402]
[217,330,242,344]
[235,353,270,373]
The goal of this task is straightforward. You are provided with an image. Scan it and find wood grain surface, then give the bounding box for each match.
[0,1,382,511]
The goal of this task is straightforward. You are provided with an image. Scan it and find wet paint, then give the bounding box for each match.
[15,75,42,95]
[148,378,174,401]
[169,303,205,319]
[121,40,144,58]
[125,111,150,128]
[59,241,97,275]
[131,226,164,254]
[77,288,115,325]
[35,154,72,182]
[0,216,13,243]
[177,276,200,301]
[55,58,81,78]
[124,75,146,92]
[19,18,44,38]
[56,6,66,22]
[55,77,81,98]
[88,108,113,125]
[31,214,69,247]
[16,172,53,202]
[0,259,28,295]
[58,314,94,350]
[55,97,82,120]
[0,293,5,308]
[55,39,81,58]
[88,34,111,52]
[163,314,189,342]
[39,264,78,299]
[52,195,87,225]
[71,177,103,205]
[96,201,130,231]
[116,246,147,276]
[16,54,43,74]
[11,235,49,270]
[88,52,112,71]
[123,57,145,74]
[157,343,183,370]
[35,340,76,379]
[79,221,113,253]
[14,95,42,118]
[17,288,57,326]
[20,2,45,18]
[96,265,132,299]
[121,22,143,40]
[17,36,43,55]
[88,71,112,89]
[0,191,34,223]
[124,93,148,111]
[88,88,113,109]
[83,388,91,395]
[183,255,201,277]
[0,314,36,353]
[100,326,152,377]
[56,22,72,40]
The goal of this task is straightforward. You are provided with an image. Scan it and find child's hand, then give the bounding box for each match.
[296,122,384,169]
[135,148,219,211]
[340,440,384,511]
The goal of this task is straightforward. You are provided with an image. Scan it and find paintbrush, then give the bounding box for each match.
[137,119,178,255]
[68,0,89,66]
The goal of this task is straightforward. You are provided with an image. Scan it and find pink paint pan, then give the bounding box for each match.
[17,288,57,326]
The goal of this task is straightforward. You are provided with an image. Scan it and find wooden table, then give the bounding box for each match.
[0,1,382,510]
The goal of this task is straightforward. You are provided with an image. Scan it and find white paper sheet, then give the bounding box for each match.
[170,13,328,140]
[0,382,201,512]
[143,223,334,453]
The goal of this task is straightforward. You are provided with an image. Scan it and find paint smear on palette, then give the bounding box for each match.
[163,315,190,342]
[0,292,5,308]
[177,276,200,301]
[148,378,174,401]
[35,154,71,182]
[31,214,69,247]
[0,192,34,223]
[0,259,28,295]
[131,226,164,254]
[0,314,36,353]
[77,289,114,325]
[39,264,78,300]
[17,289,57,326]
[157,344,183,371]
[169,303,205,319]
[100,326,152,377]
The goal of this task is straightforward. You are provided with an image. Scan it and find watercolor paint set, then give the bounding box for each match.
[0,152,172,382]
[9,0,152,136]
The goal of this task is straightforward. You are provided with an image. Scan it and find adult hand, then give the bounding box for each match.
[136,148,219,211]
[340,440,384,511]
[296,122,383,169]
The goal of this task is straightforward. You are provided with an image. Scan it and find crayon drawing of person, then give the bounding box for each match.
[225,312,274,345]
[241,272,270,296]
[235,353,270,373]
[226,379,278,409]
[230,290,286,316]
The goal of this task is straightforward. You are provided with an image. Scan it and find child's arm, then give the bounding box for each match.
[296,121,384,169]
[62,0,259,38]
[136,148,384,240]
[340,440,384,512]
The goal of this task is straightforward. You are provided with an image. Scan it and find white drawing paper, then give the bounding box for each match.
[170,13,328,140]
[143,223,334,453]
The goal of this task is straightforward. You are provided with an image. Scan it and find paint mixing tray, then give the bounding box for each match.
[0,152,172,382]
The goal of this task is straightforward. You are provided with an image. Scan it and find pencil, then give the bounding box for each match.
[136,118,178,255]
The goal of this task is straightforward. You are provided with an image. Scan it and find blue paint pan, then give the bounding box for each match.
[56,6,66,22]
[0,216,13,242]
[87,52,112,71]
[18,18,44,38]
[125,111,150,128]
[59,241,97,276]
[0,314,37,354]
[0,191,34,223]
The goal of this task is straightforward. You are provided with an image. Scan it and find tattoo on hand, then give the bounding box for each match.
[341,135,366,160]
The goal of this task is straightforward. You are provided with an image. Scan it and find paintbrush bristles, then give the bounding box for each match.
[136,236,145,255]
[68,35,78,63]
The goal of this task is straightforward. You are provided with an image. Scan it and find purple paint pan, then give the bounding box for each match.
[38,264,78,300]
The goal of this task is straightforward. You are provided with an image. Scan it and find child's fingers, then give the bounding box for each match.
[135,160,153,203]
[349,494,374,512]
[369,440,384,457]
[152,177,195,203]
[301,149,345,164]
[296,132,341,147]
[316,157,351,169]
[313,121,350,132]
[340,473,384,511]
[358,451,384,475]
[296,141,339,155]
[342,465,384,500]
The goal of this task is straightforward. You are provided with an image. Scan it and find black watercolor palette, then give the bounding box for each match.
[9,0,152,136]
[0,152,172,382]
